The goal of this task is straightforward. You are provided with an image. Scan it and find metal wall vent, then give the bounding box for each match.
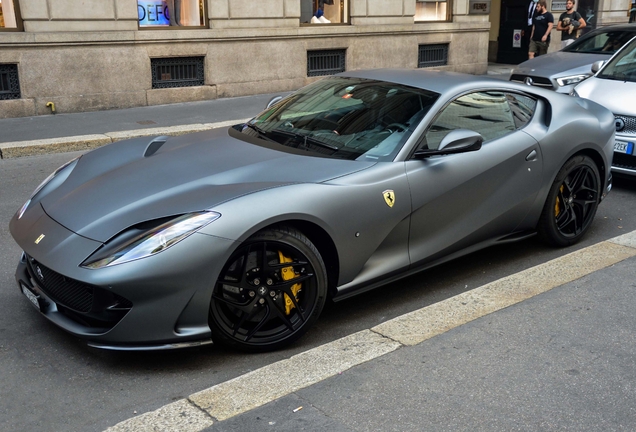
[418,44,449,68]
[0,64,21,100]
[151,56,205,89]
[307,49,346,77]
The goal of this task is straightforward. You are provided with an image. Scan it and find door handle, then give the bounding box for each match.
[525,149,537,161]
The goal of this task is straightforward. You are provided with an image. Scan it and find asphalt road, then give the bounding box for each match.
[2,150,636,431]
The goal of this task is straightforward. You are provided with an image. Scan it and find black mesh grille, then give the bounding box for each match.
[151,56,205,89]
[509,74,554,89]
[27,258,93,312]
[307,49,346,77]
[615,115,636,135]
[0,64,21,100]
[613,153,636,170]
[418,44,449,68]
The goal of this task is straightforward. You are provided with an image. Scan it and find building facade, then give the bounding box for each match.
[0,0,630,119]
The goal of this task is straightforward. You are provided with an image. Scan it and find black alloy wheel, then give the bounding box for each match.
[209,226,327,352]
[538,155,600,247]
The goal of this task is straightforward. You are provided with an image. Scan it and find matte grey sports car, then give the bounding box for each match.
[10,69,615,352]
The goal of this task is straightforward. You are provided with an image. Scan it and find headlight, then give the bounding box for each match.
[556,74,590,87]
[81,211,221,269]
[17,156,80,219]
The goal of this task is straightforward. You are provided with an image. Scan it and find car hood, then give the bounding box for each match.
[514,52,609,76]
[41,128,374,242]
[575,77,636,116]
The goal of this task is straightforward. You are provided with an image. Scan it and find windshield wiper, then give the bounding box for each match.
[273,129,340,153]
[243,123,279,144]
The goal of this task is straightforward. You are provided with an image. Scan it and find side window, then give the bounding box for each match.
[506,93,537,129]
[424,91,519,150]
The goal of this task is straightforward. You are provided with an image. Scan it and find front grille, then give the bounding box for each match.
[25,255,133,323]
[510,74,554,89]
[615,115,636,135]
[613,153,636,171]
[27,258,94,312]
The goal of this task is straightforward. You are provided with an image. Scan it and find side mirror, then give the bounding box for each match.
[413,129,483,159]
[266,95,283,109]
[591,60,605,74]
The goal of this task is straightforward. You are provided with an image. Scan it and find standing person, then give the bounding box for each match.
[630,0,636,23]
[556,0,585,49]
[524,0,540,52]
[528,0,554,59]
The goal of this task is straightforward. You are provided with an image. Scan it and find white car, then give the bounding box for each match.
[573,36,636,176]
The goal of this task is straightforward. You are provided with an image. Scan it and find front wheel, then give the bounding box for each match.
[209,226,327,352]
[537,155,600,247]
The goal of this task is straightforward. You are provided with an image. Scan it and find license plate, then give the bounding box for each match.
[614,141,634,155]
[21,284,41,311]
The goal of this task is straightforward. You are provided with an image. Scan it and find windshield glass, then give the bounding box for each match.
[597,38,636,83]
[240,76,439,161]
[563,29,636,54]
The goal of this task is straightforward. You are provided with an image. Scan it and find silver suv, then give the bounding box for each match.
[510,24,636,94]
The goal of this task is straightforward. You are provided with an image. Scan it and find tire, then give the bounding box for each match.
[537,155,600,247]
[209,226,327,352]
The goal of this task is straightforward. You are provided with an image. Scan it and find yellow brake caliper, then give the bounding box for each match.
[278,251,302,315]
[554,185,564,217]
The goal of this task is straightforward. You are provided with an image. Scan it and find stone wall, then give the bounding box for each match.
[0,0,490,118]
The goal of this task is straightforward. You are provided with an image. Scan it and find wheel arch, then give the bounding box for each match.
[257,220,340,300]
[572,147,608,196]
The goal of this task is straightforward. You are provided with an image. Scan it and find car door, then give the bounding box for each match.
[406,90,543,267]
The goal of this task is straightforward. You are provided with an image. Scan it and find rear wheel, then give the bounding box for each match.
[538,155,600,247]
[209,226,327,352]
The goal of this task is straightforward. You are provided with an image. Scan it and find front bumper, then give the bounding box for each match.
[12,206,238,350]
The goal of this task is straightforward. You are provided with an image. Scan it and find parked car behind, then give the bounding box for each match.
[510,23,636,94]
[573,36,636,176]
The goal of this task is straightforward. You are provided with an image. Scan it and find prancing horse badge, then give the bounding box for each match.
[383,190,395,208]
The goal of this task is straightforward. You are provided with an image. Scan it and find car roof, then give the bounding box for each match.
[337,68,523,95]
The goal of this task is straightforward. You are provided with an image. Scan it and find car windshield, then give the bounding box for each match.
[596,37,636,83]
[240,76,439,161]
[563,29,636,54]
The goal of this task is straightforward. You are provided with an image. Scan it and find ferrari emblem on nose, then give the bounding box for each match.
[35,234,45,244]
[383,190,395,208]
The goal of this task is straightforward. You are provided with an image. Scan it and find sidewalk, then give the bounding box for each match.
[0,63,515,158]
[105,232,636,431]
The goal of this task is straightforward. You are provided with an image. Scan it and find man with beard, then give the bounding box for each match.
[556,0,586,48]
[529,0,554,59]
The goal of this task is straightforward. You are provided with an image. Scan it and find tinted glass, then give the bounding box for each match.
[506,93,537,128]
[242,77,439,161]
[424,91,521,150]
[597,38,636,83]
[563,29,636,54]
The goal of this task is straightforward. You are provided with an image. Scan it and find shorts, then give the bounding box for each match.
[529,40,549,56]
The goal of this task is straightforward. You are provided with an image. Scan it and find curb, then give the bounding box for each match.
[0,118,250,159]
[104,231,636,432]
